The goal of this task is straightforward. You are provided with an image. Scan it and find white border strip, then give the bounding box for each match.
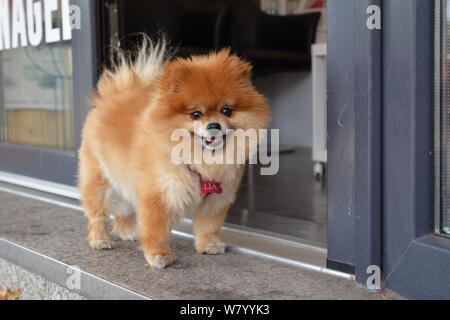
[219,223,327,253]
[0,171,80,199]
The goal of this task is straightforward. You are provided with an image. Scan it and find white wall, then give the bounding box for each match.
[254,71,312,148]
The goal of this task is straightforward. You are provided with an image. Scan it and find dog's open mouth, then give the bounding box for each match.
[192,132,226,148]
[204,135,226,146]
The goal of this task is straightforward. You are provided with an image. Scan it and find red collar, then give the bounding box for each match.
[189,168,223,197]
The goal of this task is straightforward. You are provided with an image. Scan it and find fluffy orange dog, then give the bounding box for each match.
[79,39,270,269]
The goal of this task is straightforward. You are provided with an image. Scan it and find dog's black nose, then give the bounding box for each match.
[207,123,221,131]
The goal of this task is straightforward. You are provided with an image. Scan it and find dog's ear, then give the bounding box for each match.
[227,56,253,82]
[161,60,192,93]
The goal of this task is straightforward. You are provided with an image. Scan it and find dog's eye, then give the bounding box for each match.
[190,111,203,120]
[221,107,233,117]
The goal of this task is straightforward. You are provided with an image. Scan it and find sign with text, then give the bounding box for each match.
[0,0,80,51]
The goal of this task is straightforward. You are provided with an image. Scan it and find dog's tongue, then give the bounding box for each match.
[208,136,216,142]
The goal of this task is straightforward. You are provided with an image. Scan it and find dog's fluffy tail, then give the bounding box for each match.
[96,36,170,97]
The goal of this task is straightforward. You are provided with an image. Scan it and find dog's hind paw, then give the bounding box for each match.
[197,242,226,255]
[89,238,114,250]
[144,253,174,269]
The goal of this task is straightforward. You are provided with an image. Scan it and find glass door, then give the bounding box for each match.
[0,0,98,185]
[0,36,74,150]
[381,0,450,299]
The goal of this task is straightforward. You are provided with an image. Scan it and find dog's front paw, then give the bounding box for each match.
[196,241,226,255]
[89,238,114,250]
[144,253,174,269]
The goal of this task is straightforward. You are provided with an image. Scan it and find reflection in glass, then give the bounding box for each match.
[0,0,74,150]
[0,42,73,150]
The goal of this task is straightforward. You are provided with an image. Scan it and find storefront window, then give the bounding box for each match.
[436,0,450,235]
[0,0,74,150]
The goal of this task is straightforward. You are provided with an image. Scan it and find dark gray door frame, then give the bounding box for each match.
[327,0,382,283]
[72,0,101,155]
[382,0,450,299]
[328,0,450,298]
[0,0,99,186]
[354,0,382,284]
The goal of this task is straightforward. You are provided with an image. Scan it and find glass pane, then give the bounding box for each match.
[437,0,450,234]
[0,1,74,150]
[261,0,323,16]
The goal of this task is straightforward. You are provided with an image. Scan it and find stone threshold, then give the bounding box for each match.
[0,182,399,300]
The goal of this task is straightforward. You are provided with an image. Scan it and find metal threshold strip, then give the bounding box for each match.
[0,171,353,280]
[0,237,148,300]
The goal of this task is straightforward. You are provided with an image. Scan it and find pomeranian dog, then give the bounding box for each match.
[79,39,270,269]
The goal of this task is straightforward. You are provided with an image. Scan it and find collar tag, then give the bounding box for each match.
[190,168,223,196]
[199,179,223,196]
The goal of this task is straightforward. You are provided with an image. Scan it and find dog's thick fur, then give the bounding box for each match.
[79,39,270,269]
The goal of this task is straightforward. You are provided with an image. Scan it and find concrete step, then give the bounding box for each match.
[0,182,401,300]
